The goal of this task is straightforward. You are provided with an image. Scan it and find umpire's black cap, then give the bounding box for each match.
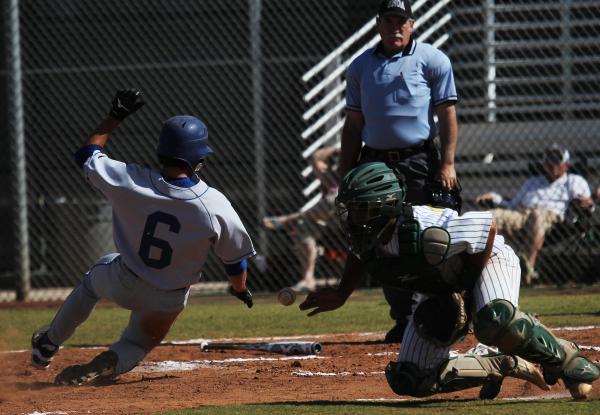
[378,0,412,18]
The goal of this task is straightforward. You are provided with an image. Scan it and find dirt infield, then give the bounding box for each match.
[1,329,599,415]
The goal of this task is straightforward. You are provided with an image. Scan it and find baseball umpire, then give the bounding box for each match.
[338,0,461,342]
[31,89,256,385]
[300,162,599,399]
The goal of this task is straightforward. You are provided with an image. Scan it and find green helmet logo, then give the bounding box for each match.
[336,162,406,255]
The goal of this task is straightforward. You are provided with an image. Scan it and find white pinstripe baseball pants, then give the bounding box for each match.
[398,244,521,368]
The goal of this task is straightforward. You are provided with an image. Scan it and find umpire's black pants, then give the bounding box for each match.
[359,142,441,331]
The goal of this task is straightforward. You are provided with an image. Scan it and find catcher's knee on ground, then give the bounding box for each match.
[110,310,181,375]
[385,353,545,398]
[473,299,600,396]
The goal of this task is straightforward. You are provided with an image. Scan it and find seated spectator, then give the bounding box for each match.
[475,144,594,285]
[262,146,340,292]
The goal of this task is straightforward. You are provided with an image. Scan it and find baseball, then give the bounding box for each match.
[568,382,592,400]
[277,287,296,306]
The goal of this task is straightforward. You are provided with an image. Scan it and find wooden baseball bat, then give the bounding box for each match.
[200,341,321,355]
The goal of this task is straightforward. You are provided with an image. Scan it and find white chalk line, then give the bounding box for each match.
[25,412,70,415]
[5,326,599,355]
[367,352,398,356]
[168,326,599,345]
[133,355,325,373]
[292,370,385,377]
[164,331,383,346]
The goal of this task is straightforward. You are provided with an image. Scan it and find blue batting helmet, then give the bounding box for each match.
[156,115,213,168]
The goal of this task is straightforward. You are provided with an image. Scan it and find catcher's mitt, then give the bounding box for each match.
[413,292,470,347]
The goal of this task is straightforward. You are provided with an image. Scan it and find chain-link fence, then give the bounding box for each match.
[452,0,600,284]
[2,0,599,302]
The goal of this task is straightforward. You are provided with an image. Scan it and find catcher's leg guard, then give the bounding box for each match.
[474,299,600,399]
[384,353,547,398]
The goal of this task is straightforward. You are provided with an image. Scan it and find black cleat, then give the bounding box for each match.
[31,326,59,369]
[55,350,118,386]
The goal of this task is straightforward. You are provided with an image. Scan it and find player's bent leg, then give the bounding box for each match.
[54,309,182,386]
[385,353,547,398]
[474,299,600,399]
[31,259,105,369]
[110,309,182,376]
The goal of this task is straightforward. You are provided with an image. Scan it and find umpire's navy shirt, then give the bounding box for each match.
[346,39,458,150]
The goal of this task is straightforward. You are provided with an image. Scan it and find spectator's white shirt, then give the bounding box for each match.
[505,173,591,219]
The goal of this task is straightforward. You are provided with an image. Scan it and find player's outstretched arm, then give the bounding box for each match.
[85,89,145,149]
[299,253,366,316]
[85,117,120,149]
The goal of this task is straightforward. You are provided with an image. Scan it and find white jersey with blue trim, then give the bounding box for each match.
[83,150,256,290]
[378,205,506,258]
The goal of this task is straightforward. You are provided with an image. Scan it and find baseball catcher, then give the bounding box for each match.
[300,162,599,399]
[31,89,256,385]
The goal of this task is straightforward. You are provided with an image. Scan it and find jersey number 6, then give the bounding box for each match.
[138,211,181,269]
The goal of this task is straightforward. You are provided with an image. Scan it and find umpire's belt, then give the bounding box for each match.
[362,140,431,162]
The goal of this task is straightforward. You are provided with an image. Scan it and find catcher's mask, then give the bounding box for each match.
[157,115,213,171]
[336,162,406,255]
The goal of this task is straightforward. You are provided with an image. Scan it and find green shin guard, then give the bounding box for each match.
[384,353,547,399]
[474,299,600,399]
[547,338,600,399]
[474,299,564,365]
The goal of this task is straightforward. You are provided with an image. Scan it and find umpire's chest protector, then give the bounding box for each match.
[363,209,461,294]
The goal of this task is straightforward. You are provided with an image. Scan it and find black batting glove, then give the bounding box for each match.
[229,286,253,308]
[109,89,145,121]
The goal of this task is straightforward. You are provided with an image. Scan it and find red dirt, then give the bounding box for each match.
[1,330,598,415]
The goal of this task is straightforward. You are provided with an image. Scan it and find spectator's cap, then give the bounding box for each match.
[378,0,412,19]
[544,144,570,164]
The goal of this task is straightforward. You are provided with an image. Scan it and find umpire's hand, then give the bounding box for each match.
[109,89,145,121]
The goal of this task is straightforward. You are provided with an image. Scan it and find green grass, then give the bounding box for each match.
[519,291,600,326]
[0,292,394,350]
[2,289,600,350]
[157,399,600,415]
[2,289,599,415]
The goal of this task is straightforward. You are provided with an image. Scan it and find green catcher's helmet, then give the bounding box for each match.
[336,162,406,255]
